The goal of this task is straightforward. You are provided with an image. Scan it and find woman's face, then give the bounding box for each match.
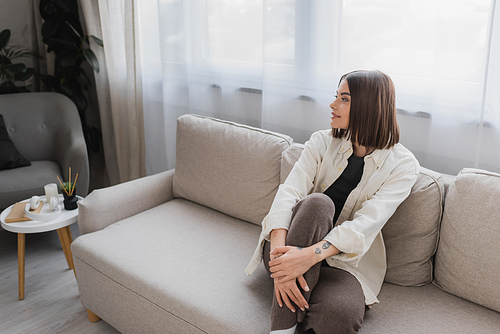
[329,79,351,129]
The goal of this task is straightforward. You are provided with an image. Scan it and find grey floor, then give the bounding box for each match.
[0,223,119,334]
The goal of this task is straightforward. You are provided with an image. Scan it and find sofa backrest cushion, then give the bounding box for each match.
[0,92,84,162]
[281,145,444,287]
[434,168,500,313]
[173,114,292,225]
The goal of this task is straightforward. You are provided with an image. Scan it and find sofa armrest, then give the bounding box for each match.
[78,169,175,235]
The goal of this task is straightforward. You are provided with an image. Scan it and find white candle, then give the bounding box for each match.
[44,183,58,204]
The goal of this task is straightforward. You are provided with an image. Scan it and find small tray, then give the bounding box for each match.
[24,201,61,221]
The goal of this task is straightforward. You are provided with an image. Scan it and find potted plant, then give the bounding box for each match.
[0,29,39,94]
[39,0,103,152]
[58,169,79,210]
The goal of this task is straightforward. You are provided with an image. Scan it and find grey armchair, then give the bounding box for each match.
[0,92,89,209]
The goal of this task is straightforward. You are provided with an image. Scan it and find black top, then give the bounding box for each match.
[323,154,365,224]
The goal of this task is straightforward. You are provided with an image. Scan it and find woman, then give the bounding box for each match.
[245,70,420,333]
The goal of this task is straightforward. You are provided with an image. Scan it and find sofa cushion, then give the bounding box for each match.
[0,114,31,170]
[173,114,292,225]
[361,282,500,333]
[382,167,444,286]
[281,144,444,287]
[434,168,500,313]
[72,199,274,334]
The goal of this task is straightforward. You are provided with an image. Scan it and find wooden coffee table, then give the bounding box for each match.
[0,195,82,300]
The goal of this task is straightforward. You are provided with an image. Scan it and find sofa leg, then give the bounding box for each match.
[87,309,101,322]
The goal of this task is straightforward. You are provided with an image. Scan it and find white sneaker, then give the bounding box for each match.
[270,324,297,334]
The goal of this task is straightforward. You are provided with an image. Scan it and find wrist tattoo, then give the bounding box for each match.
[297,247,303,250]
[322,241,332,250]
[315,248,322,255]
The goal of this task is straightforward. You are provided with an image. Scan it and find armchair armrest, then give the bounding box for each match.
[78,169,175,235]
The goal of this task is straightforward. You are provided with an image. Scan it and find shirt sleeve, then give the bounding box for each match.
[260,131,327,239]
[324,154,419,266]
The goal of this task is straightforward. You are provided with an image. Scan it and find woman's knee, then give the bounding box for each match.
[294,193,335,218]
[302,299,363,334]
[303,268,365,333]
[325,300,364,333]
[287,193,335,245]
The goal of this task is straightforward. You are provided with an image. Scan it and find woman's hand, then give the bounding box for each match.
[270,241,340,284]
[269,246,316,284]
[274,275,309,312]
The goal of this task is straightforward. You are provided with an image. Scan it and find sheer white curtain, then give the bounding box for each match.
[81,0,146,184]
[139,0,500,176]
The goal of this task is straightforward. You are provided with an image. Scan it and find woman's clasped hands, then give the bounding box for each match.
[269,246,316,313]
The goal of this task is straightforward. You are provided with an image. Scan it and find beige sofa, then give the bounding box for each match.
[72,114,500,333]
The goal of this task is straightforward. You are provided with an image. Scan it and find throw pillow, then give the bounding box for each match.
[0,114,31,170]
[382,167,444,286]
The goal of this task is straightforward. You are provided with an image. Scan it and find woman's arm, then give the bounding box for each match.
[270,228,287,256]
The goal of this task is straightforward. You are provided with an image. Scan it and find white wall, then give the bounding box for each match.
[1,0,36,88]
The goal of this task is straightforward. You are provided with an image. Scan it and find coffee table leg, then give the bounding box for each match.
[18,233,25,300]
[57,226,74,271]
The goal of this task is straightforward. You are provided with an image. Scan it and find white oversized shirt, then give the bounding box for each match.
[245,130,419,305]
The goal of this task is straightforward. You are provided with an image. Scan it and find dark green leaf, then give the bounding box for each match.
[81,69,92,87]
[8,49,41,60]
[1,48,10,58]
[54,0,78,14]
[61,84,87,111]
[44,1,57,15]
[39,0,51,20]
[65,12,84,37]
[73,89,88,111]
[15,67,34,81]
[47,37,77,48]
[42,19,61,39]
[40,74,59,91]
[89,35,104,47]
[0,55,12,66]
[65,21,82,39]
[0,81,27,94]
[76,76,86,90]
[60,84,74,97]
[0,29,11,50]
[16,86,30,93]
[60,56,77,68]
[86,126,102,152]
[5,63,27,73]
[82,48,99,73]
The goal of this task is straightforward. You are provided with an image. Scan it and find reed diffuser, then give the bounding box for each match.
[57,167,79,210]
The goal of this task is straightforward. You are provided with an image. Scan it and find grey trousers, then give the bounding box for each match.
[264,193,365,334]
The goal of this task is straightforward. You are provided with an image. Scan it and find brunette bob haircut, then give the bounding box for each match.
[332,70,400,149]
